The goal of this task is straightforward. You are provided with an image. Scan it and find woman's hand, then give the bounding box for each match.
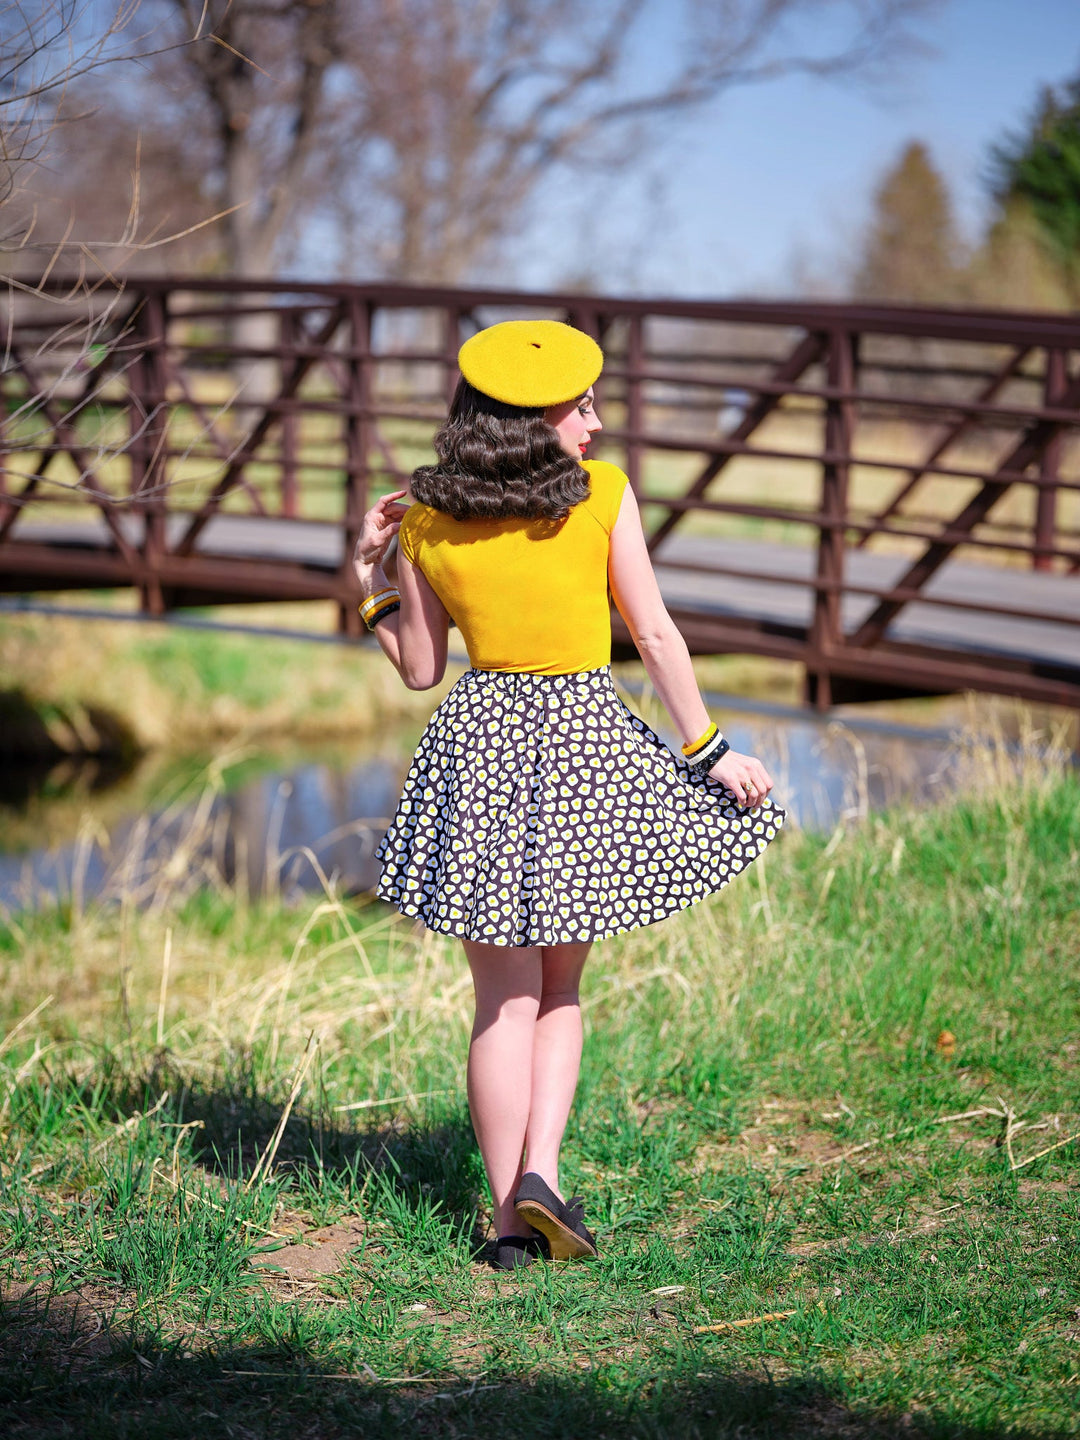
[708,749,774,809]
[353,488,410,578]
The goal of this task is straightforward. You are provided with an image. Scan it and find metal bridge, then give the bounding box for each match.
[1,277,1078,710]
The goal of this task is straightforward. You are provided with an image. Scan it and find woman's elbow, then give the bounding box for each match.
[401,656,447,690]
[632,614,681,655]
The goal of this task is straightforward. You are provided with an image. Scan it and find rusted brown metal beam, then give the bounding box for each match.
[647,331,825,551]
[0,348,144,571]
[612,608,1080,710]
[642,493,1080,566]
[1035,349,1069,573]
[0,540,354,602]
[18,274,1080,348]
[806,331,857,709]
[852,364,1080,649]
[652,554,1080,632]
[173,302,346,557]
[160,354,271,518]
[856,345,1033,545]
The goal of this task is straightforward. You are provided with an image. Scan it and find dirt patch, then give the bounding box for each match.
[694,1122,854,1173]
[787,1212,961,1262]
[0,1280,136,1367]
[1018,1176,1075,1199]
[254,1214,368,1282]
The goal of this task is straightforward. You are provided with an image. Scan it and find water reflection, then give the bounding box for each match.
[0,750,403,909]
[0,686,975,910]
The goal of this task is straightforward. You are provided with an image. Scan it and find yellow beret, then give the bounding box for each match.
[458,320,603,408]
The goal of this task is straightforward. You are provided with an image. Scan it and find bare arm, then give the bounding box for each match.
[353,489,451,690]
[607,485,773,807]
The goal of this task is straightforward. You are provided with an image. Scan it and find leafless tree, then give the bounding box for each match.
[0,3,248,543]
[0,1,221,273]
[332,0,939,282]
[44,0,937,282]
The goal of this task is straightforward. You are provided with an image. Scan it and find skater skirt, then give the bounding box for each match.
[374,665,785,947]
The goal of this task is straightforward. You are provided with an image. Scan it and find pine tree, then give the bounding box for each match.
[854,141,961,303]
[988,75,1080,291]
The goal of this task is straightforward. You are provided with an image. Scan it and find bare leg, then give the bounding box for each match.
[524,941,592,1198]
[462,939,542,1238]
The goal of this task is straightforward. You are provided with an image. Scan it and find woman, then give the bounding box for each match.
[352,320,784,1270]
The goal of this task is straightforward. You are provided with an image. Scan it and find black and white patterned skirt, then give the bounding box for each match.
[374,665,785,947]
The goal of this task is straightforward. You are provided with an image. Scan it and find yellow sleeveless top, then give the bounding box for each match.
[397,459,630,675]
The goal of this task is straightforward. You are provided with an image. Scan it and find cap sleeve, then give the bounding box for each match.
[397,503,420,566]
[582,460,629,534]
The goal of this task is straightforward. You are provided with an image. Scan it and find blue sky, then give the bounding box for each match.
[511,0,1080,297]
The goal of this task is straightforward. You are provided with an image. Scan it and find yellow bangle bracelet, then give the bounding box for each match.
[682,721,717,757]
[362,598,400,627]
[359,587,399,617]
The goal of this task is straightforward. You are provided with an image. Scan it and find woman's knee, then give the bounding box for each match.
[540,941,591,1002]
[473,988,541,1034]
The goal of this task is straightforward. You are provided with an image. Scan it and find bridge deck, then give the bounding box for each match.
[6,517,1078,685]
[4,282,1080,711]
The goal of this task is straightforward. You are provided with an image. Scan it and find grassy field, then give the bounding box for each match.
[0,728,1077,1437]
[0,601,460,755]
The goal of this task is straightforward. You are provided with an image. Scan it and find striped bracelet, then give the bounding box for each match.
[685,729,730,774]
[361,594,400,629]
[359,587,399,620]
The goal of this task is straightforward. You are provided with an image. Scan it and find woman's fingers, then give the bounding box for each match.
[744,762,773,809]
[710,751,774,808]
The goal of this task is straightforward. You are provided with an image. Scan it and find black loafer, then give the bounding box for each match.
[513,1172,598,1261]
[491,1233,548,1271]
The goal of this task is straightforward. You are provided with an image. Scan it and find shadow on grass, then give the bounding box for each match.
[0,1286,1070,1440]
[95,1061,491,1260]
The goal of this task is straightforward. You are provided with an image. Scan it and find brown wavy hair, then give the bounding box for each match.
[409,378,590,521]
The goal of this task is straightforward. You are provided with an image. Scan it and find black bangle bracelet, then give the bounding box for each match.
[367,601,400,630]
[688,735,730,775]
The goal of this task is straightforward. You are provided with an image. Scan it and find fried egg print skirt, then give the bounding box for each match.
[374,665,785,947]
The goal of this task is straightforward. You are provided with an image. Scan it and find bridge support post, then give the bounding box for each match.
[132,290,170,616]
[1035,348,1066,573]
[280,310,299,520]
[805,328,855,711]
[339,298,373,637]
[625,315,644,496]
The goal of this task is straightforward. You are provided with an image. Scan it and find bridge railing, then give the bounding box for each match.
[1,277,1078,706]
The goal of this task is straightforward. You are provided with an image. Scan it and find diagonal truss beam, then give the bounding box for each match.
[852,363,1080,649]
[0,346,143,571]
[174,303,346,557]
[647,331,825,553]
[161,353,269,517]
[0,339,125,527]
[856,345,1032,546]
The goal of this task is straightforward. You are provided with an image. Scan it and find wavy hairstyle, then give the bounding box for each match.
[409,377,590,521]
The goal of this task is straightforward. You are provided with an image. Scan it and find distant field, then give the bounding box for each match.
[0,733,1077,1437]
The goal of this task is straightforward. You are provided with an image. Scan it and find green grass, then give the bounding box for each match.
[0,739,1078,1437]
[0,602,459,754]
